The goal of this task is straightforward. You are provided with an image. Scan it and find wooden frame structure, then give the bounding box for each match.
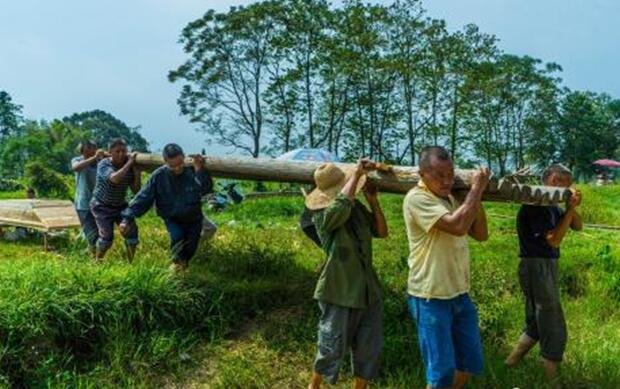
[0,200,81,250]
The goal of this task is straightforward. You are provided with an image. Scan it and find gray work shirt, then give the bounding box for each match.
[71,156,98,211]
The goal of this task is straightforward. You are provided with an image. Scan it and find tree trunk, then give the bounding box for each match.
[450,84,459,159]
[135,153,570,205]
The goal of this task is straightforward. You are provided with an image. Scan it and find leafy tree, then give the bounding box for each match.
[62,110,149,151]
[0,90,23,139]
[169,2,284,157]
[0,122,48,179]
[168,0,616,177]
[466,55,561,174]
[273,0,331,148]
[0,120,88,179]
[24,161,71,199]
[443,25,497,160]
[386,0,430,164]
[339,1,400,162]
[557,91,620,175]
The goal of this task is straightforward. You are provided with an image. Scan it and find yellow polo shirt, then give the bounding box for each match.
[403,183,470,299]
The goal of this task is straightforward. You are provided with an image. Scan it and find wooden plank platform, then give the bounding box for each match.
[0,200,81,232]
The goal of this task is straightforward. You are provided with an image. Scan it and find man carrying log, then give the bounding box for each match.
[505,164,582,383]
[403,146,489,389]
[71,140,107,256]
[90,138,141,261]
[119,144,214,271]
[306,159,389,389]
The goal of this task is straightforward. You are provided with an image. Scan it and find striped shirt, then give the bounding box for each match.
[91,158,135,208]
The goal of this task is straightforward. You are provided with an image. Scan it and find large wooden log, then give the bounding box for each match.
[135,153,571,205]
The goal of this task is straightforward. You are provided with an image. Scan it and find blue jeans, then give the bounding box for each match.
[164,217,204,263]
[76,209,99,248]
[408,293,483,388]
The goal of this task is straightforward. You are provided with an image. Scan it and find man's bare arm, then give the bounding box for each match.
[110,153,136,185]
[571,211,583,231]
[130,166,141,194]
[545,209,575,248]
[434,168,489,237]
[569,189,583,231]
[547,189,582,246]
[72,150,106,172]
[72,156,97,172]
[364,184,388,238]
[468,206,489,242]
[341,159,376,202]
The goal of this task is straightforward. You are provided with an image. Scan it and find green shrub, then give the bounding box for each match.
[0,178,22,192]
[24,161,71,199]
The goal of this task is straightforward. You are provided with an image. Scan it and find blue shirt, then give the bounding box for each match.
[122,165,213,223]
[91,158,136,208]
[517,204,564,259]
[71,156,98,210]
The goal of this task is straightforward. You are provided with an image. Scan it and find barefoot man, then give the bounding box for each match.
[505,164,582,383]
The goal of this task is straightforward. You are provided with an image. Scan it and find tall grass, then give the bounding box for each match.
[0,213,311,387]
[0,187,619,387]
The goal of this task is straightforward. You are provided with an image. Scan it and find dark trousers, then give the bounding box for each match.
[313,300,383,384]
[164,217,204,263]
[76,209,99,248]
[91,202,138,251]
[518,257,567,361]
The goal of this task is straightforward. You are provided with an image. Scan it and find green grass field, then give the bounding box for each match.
[0,185,619,388]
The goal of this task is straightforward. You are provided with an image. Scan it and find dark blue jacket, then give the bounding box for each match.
[122,166,213,223]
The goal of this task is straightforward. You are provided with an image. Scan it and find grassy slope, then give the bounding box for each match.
[0,185,618,388]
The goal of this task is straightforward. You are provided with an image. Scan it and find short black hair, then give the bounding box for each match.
[542,164,572,182]
[419,145,451,170]
[162,143,184,160]
[78,140,97,153]
[108,137,127,150]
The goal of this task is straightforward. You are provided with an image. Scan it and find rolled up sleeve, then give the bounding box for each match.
[406,192,450,233]
[315,195,353,233]
[97,159,115,182]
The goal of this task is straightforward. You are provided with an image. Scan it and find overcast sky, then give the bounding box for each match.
[1,0,618,155]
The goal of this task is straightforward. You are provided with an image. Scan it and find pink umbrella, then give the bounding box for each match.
[593,159,620,168]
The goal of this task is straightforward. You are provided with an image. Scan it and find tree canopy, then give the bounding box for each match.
[0,97,149,181]
[170,0,620,176]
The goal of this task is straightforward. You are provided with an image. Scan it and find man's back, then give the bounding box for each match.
[312,196,381,309]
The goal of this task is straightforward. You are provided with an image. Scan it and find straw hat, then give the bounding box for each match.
[305,163,366,210]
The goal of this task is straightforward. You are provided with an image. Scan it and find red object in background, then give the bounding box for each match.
[593,159,620,168]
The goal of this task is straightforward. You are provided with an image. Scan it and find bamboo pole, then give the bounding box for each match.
[135,153,571,205]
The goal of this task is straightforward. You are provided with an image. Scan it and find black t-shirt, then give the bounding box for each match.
[517,204,564,258]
